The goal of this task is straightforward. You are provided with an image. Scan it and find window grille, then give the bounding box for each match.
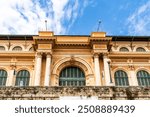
[119,47,129,52]
[59,66,85,86]
[12,46,22,51]
[0,69,7,86]
[137,70,150,86]
[15,70,30,86]
[114,70,129,86]
[136,47,146,52]
[0,46,5,51]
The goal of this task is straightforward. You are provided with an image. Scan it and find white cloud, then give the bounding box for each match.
[0,0,92,35]
[127,1,150,35]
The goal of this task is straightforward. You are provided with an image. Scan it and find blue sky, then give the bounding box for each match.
[0,0,150,36]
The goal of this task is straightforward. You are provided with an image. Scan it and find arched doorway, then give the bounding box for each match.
[59,66,85,86]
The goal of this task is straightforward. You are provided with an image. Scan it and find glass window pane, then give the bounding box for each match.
[120,47,129,52]
[0,46,5,51]
[12,46,22,51]
[59,66,85,86]
[136,47,146,52]
[15,70,30,86]
[114,70,129,86]
[0,70,7,86]
[137,70,150,86]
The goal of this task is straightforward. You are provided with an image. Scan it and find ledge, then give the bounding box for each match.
[0,86,150,100]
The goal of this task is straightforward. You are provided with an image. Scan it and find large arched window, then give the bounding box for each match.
[0,69,7,86]
[137,70,150,86]
[15,70,30,86]
[0,46,5,51]
[29,47,34,51]
[136,47,146,52]
[12,46,22,51]
[59,66,85,86]
[119,47,129,52]
[114,70,129,86]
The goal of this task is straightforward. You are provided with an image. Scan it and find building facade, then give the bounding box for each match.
[0,31,150,100]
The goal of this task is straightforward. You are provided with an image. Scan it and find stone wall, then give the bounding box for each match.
[0,86,150,100]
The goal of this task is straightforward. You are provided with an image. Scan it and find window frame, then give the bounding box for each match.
[59,66,85,86]
[15,70,30,86]
[12,46,22,51]
[119,47,129,52]
[137,70,150,86]
[136,47,146,52]
[0,69,7,86]
[114,70,129,86]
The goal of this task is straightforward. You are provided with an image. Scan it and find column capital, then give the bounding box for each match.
[93,53,99,58]
[45,52,51,58]
[102,52,109,58]
[36,52,42,58]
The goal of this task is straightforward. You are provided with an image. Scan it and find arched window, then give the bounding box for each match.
[15,70,30,86]
[59,66,85,86]
[137,70,150,86]
[136,47,146,52]
[119,47,129,52]
[29,47,34,51]
[0,46,5,51]
[114,70,129,86]
[12,46,22,51]
[0,69,7,86]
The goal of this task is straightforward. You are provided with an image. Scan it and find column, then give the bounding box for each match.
[6,65,15,86]
[94,54,101,86]
[129,66,138,86]
[44,53,51,86]
[34,53,42,86]
[103,55,113,86]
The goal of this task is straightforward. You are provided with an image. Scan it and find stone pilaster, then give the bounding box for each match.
[34,52,42,86]
[128,65,138,86]
[103,54,113,86]
[44,53,51,86]
[94,54,101,86]
[6,65,16,86]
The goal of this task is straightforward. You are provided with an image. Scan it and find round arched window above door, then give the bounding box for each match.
[59,66,85,86]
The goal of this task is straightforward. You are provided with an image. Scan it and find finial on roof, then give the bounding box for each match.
[45,20,47,31]
[97,20,101,32]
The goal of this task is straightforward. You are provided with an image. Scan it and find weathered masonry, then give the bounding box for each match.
[0,31,150,99]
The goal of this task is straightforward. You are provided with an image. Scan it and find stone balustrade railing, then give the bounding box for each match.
[0,86,149,100]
